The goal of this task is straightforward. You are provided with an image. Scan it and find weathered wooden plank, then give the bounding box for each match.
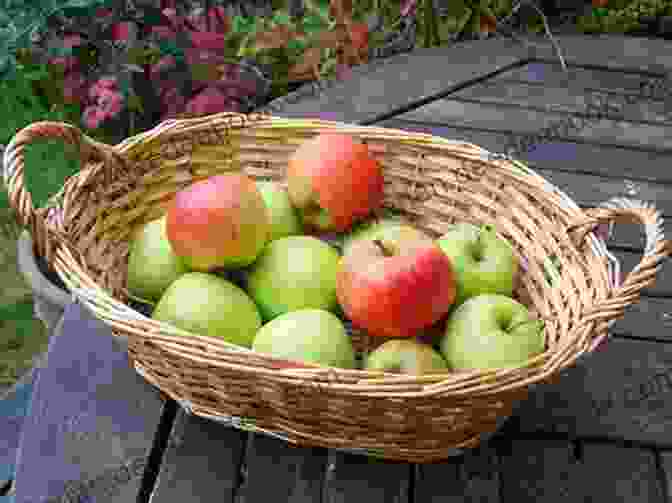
[375,119,672,184]
[531,34,672,72]
[499,439,583,501]
[322,452,411,503]
[579,442,664,502]
[615,250,672,297]
[259,40,528,124]
[535,167,672,218]
[452,79,672,124]
[527,34,672,75]
[149,409,246,503]
[529,169,672,251]
[611,297,672,341]
[491,61,661,94]
[396,99,672,151]
[12,302,165,503]
[513,337,672,447]
[500,438,665,502]
[658,450,672,500]
[235,434,327,503]
[413,444,500,503]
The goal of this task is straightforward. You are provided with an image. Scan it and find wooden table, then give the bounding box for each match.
[10,33,672,502]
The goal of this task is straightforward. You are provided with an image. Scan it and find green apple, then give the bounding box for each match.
[440,294,545,371]
[252,309,356,368]
[342,216,431,257]
[245,236,340,321]
[152,272,261,348]
[127,216,189,302]
[256,181,302,242]
[436,223,518,307]
[365,339,448,375]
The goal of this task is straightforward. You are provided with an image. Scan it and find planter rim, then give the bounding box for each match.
[17,230,71,309]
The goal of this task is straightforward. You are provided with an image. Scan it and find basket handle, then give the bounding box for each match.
[567,197,672,348]
[3,121,117,259]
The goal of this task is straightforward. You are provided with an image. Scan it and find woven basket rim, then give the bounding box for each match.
[4,114,670,400]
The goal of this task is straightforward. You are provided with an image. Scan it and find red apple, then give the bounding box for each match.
[336,237,457,338]
[166,174,269,271]
[287,133,384,233]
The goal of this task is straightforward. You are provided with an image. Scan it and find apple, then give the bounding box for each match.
[252,308,356,368]
[245,236,341,321]
[256,181,302,241]
[342,215,431,257]
[287,133,385,233]
[166,174,269,271]
[436,223,518,307]
[127,216,188,302]
[337,236,456,338]
[152,272,261,348]
[440,294,545,371]
[365,339,448,375]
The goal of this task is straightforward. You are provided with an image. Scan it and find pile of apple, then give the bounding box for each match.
[126,133,545,375]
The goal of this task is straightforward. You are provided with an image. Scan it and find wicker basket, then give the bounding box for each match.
[4,112,671,462]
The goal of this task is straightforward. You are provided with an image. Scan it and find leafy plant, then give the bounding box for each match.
[0,0,423,138]
[412,0,511,45]
[577,0,672,33]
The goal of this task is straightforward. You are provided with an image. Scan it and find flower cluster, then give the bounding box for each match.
[14,0,420,138]
[82,76,124,129]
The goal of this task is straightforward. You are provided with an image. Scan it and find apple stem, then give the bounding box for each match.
[508,319,544,332]
[373,239,394,257]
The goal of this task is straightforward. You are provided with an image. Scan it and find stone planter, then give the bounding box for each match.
[16,230,133,353]
[16,231,70,333]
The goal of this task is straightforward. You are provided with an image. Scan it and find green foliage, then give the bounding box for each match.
[409,0,513,46]
[0,298,49,389]
[0,0,114,78]
[0,62,81,210]
[578,0,672,33]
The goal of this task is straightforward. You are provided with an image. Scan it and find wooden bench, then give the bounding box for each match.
[10,33,672,502]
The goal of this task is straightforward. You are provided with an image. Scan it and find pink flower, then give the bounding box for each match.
[62,33,85,48]
[89,77,118,99]
[82,78,124,129]
[82,106,106,129]
[95,88,124,117]
[111,21,134,41]
[189,31,227,50]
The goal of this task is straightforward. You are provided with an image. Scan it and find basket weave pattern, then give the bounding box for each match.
[4,113,671,462]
